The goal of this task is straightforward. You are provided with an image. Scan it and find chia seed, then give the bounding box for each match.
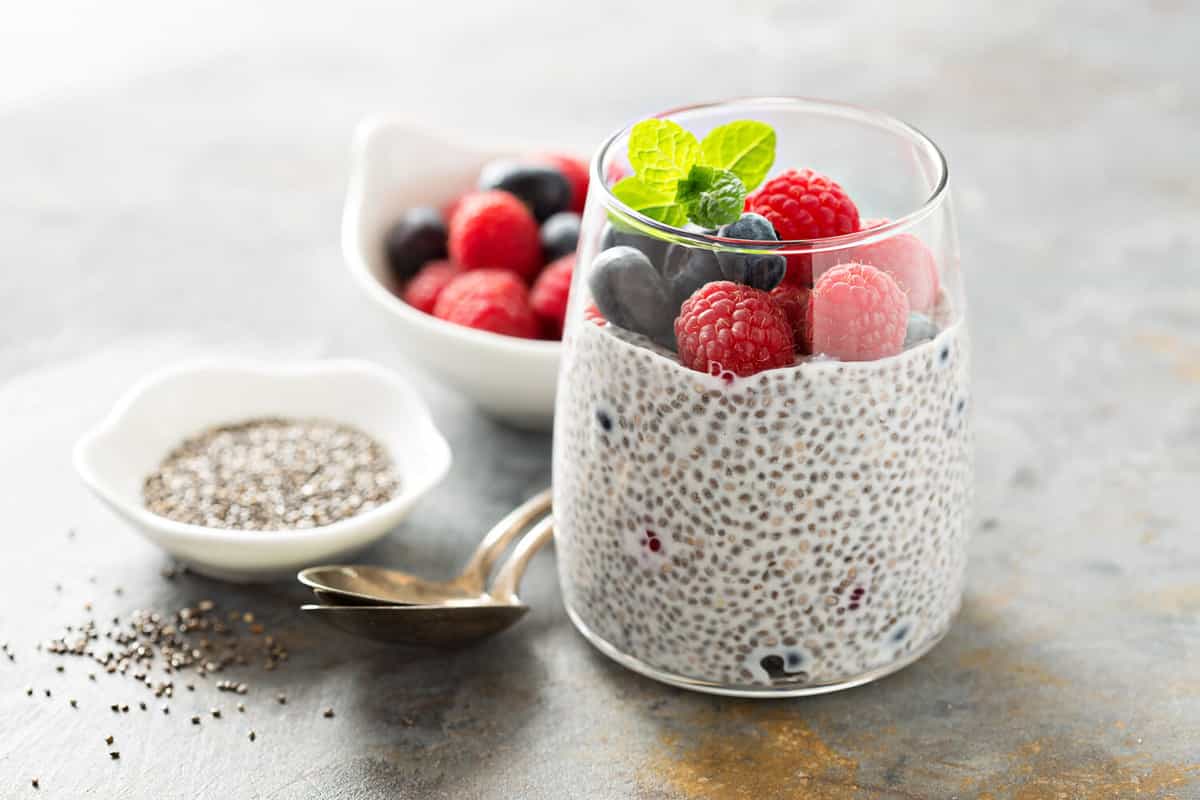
[142,417,399,530]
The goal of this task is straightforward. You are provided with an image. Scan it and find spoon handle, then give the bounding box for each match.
[460,488,552,589]
[490,515,554,604]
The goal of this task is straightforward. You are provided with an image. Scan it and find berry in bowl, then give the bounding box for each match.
[342,117,590,430]
[552,98,970,696]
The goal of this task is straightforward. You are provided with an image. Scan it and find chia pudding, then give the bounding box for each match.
[553,309,970,690]
[552,100,969,693]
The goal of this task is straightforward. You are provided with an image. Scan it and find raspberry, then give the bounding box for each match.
[780,255,813,289]
[674,281,794,377]
[769,284,812,355]
[539,154,589,214]
[583,303,607,327]
[747,168,859,291]
[746,168,860,241]
[809,263,909,361]
[403,260,459,314]
[432,269,539,338]
[530,254,575,339]
[447,191,542,279]
[850,218,939,313]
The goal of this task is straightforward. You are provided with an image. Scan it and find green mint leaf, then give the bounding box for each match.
[627,119,700,189]
[699,120,776,191]
[612,176,688,227]
[674,165,746,228]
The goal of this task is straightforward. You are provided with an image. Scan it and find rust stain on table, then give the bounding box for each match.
[642,706,862,800]
[969,738,1200,799]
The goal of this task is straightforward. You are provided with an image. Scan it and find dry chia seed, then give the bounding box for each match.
[142,416,400,530]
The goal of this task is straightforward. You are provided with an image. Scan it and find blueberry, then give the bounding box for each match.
[759,655,786,679]
[540,212,581,262]
[904,313,939,348]
[661,243,723,307]
[588,246,674,348]
[716,213,786,291]
[720,212,776,241]
[599,223,670,270]
[383,207,447,281]
[595,409,613,432]
[478,160,571,222]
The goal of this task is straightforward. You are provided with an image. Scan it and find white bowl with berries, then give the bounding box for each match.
[342,116,588,430]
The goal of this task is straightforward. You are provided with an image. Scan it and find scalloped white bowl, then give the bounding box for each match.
[342,116,562,431]
[73,359,452,582]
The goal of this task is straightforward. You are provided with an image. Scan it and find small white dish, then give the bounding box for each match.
[73,359,452,583]
[342,116,562,431]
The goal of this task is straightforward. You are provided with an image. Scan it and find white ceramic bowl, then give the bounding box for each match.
[342,116,562,431]
[73,359,452,582]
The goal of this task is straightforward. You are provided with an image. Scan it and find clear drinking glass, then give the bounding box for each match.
[552,98,970,696]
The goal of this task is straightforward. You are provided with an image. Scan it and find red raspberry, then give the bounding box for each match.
[583,303,607,327]
[529,254,575,339]
[809,263,909,361]
[539,154,589,214]
[746,168,860,241]
[403,260,460,314]
[769,284,812,355]
[674,281,794,377]
[850,218,939,313]
[432,269,539,338]
[448,191,542,279]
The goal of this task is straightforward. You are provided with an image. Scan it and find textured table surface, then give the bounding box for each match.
[1,1,1198,797]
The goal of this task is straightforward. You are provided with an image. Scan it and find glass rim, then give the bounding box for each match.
[589,96,950,254]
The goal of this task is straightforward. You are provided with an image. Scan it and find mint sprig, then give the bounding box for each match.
[628,119,700,189]
[612,176,688,227]
[614,117,776,229]
[675,166,746,229]
[699,120,776,191]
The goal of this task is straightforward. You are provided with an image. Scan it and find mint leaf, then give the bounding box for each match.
[628,119,700,189]
[612,176,688,227]
[675,165,746,228]
[699,121,776,191]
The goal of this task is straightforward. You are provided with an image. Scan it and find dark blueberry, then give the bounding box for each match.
[540,212,581,262]
[478,160,570,222]
[759,655,786,679]
[383,207,447,281]
[785,651,803,668]
[599,223,670,270]
[719,212,776,241]
[716,213,786,291]
[588,246,675,349]
[891,624,911,643]
[595,409,613,432]
[661,244,723,307]
[940,345,950,363]
[904,312,939,349]
[956,398,966,414]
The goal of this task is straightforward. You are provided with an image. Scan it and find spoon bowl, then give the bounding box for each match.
[302,516,554,647]
[298,488,550,606]
[301,602,528,646]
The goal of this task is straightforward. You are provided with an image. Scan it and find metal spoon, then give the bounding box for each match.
[297,487,551,606]
[301,515,554,646]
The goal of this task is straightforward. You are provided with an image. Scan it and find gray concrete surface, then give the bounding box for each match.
[1,1,1198,797]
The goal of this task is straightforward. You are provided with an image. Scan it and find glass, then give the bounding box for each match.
[552,98,970,696]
